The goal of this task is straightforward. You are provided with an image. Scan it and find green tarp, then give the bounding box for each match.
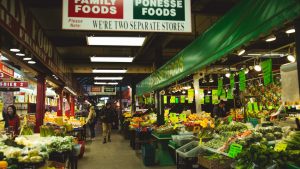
[136,0,300,95]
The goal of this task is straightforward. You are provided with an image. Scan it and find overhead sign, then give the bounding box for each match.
[0,81,28,88]
[0,62,14,77]
[62,0,192,32]
[87,85,116,95]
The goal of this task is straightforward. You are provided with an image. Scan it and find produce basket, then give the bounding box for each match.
[49,151,70,163]
[172,135,194,146]
[18,160,46,169]
[176,141,201,158]
[198,155,233,169]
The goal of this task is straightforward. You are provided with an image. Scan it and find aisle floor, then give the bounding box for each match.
[78,129,176,169]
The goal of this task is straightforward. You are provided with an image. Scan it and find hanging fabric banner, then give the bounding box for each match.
[180,95,186,103]
[205,96,210,104]
[230,75,235,89]
[227,88,234,100]
[163,96,167,104]
[262,59,273,86]
[239,70,246,91]
[170,96,176,104]
[220,89,226,100]
[217,78,223,96]
[212,90,219,104]
[188,89,194,103]
[199,89,205,104]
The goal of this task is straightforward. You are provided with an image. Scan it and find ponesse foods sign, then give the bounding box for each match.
[62,0,191,32]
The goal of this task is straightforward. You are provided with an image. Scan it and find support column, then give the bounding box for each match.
[70,96,75,117]
[131,83,136,113]
[295,18,300,95]
[56,88,64,116]
[119,86,122,113]
[193,73,202,113]
[156,91,165,126]
[35,74,46,132]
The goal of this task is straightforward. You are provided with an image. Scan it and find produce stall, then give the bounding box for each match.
[0,133,79,169]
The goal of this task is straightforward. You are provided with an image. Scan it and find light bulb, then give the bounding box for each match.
[244,68,249,74]
[287,55,296,63]
[182,91,186,94]
[254,65,262,71]
[225,73,231,78]
[238,49,245,56]
[265,35,276,42]
[286,28,295,34]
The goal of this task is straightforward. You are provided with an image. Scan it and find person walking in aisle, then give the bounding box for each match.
[86,106,97,140]
[100,102,115,144]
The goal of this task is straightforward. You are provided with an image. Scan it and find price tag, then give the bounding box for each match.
[163,96,167,104]
[170,96,176,103]
[274,142,287,152]
[228,116,233,123]
[180,95,186,103]
[188,89,194,103]
[228,143,243,158]
[175,97,179,104]
[179,114,187,122]
[253,102,259,113]
[164,109,170,117]
[193,126,200,134]
[247,103,253,113]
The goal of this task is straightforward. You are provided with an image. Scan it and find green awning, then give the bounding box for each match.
[137,0,300,95]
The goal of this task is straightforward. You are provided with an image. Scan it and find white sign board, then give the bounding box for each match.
[62,0,191,32]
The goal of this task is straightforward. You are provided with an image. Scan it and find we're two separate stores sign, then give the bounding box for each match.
[62,0,191,32]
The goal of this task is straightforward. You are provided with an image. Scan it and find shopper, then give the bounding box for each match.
[86,106,97,140]
[6,105,20,135]
[212,100,228,118]
[100,102,115,144]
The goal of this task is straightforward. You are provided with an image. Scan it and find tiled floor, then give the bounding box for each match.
[77,128,176,169]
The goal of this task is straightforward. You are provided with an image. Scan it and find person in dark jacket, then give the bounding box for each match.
[212,100,228,118]
[100,102,115,144]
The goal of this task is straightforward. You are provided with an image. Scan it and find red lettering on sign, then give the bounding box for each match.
[68,0,123,19]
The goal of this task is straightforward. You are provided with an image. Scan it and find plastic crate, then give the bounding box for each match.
[176,141,200,158]
[198,155,233,169]
[177,156,200,169]
[287,163,300,169]
[141,143,156,166]
[49,151,70,163]
[172,135,194,146]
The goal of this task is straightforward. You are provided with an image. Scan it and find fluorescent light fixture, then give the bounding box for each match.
[254,65,262,72]
[248,53,262,56]
[286,28,295,34]
[237,49,245,56]
[265,35,276,42]
[287,55,296,62]
[182,91,186,94]
[90,56,134,62]
[92,69,127,73]
[64,86,77,96]
[94,82,107,85]
[23,57,32,61]
[94,82,118,85]
[225,73,231,78]
[107,82,118,85]
[10,48,20,52]
[16,53,25,56]
[87,36,146,46]
[28,60,36,64]
[94,77,123,80]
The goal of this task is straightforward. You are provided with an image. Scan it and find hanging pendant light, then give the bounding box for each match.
[254,59,261,72]
[209,74,214,83]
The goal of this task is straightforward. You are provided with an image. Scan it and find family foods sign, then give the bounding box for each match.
[62,0,191,32]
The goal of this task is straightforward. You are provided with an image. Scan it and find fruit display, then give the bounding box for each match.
[40,125,55,137]
[129,113,157,129]
[20,125,34,135]
[154,124,176,134]
[216,122,248,132]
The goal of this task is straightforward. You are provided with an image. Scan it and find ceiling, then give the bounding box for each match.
[20,0,240,91]
[0,0,295,96]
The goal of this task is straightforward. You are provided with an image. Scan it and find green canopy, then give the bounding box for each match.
[137,0,300,95]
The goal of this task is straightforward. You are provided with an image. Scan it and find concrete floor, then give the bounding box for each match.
[78,130,176,169]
